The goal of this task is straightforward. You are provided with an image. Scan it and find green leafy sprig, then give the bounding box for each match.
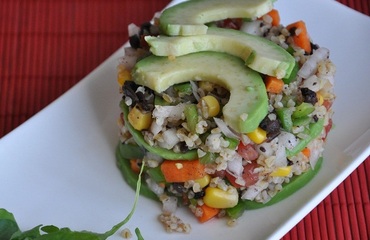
[0,162,146,240]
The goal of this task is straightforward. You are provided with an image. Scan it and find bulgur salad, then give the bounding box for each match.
[116,0,335,233]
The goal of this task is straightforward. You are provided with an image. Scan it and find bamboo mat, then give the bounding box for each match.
[0,0,369,239]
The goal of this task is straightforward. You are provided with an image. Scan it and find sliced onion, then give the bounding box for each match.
[190,81,200,101]
[150,120,162,136]
[241,184,261,200]
[240,20,263,36]
[146,178,164,196]
[278,131,298,150]
[213,117,241,140]
[298,47,329,79]
[227,155,243,176]
[152,104,186,125]
[161,196,178,214]
[307,140,323,169]
[120,47,139,70]
[274,142,287,167]
[158,128,180,150]
[300,75,321,92]
[128,23,140,37]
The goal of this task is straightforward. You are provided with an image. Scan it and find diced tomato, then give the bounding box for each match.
[217,18,243,30]
[322,100,333,110]
[323,118,333,141]
[225,171,243,188]
[237,143,259,161]
[226,162,260,188]
[211,170,226,179]
[241,162,260,186]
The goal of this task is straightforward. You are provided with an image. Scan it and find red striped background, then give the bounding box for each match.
[0,1,369,239]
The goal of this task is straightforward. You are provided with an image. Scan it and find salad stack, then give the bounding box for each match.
[115,0,335,233]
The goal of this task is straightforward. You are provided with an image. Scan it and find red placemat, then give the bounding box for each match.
[0,1,369,239]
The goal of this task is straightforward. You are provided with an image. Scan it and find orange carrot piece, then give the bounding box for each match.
[197,204,220,223]
[265,76,284,94]
[160,160,206,182]
[266,9,280,26]
[286,20,311,53]
[302,147,311,158]
[130,159,141,174]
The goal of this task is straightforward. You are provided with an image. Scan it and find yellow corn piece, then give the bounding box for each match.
[247,127,267,144]
[316,92,324,106]
[200,95,220,118]
[199,81,214,92]
[270,166,292,177]
[128,106,152,131]
[194,174,211,189]
[117,65,131,86]
[203,187,238,209]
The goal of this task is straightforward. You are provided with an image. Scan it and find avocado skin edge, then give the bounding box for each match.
[116,143,159,201]
[226,157,323,218]
[116,141,324,215]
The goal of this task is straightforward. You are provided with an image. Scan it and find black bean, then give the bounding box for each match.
[140,22,152,35]
[193,190,205,199]
[301,87,318,105]
[267,130,280,142]
[288,27,297,35]
[311,42,319,51]
[129,34,141,49]
[122,81,155,111]
[177,142,189,153]
[313,114,319,122]
[267,119,280,133]
[259,116,270,131]
[171,183,186,194]
[123,81,139,104]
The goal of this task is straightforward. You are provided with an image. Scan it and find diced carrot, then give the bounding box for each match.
[265,76,284,94]
[302,147,311,158]
[130,159,141,174]
[286,20,311,53]
[266,9,280,26]
[160,160,206,182]
[196,204,220,223]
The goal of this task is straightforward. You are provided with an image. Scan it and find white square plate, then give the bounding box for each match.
[1,0,369,239]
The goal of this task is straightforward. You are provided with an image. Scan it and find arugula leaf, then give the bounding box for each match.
[135,227,144,240]
[100,161,145,238]
[0,162,146,240]
[0,208,20,240]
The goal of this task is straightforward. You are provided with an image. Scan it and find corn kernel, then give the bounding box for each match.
[270,166,292,177]
[200,95,220,118]
[194,174,211,189]
[246,127,267,144]
[117,66,131,86]
[203,187,238,209]
[317,92,324,106]
[199,81,214,92]
[128,106,152,130]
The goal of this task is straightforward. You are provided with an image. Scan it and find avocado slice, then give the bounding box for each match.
[160,0,274,36]
[146,27,296,79]
[132,51,268,133]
